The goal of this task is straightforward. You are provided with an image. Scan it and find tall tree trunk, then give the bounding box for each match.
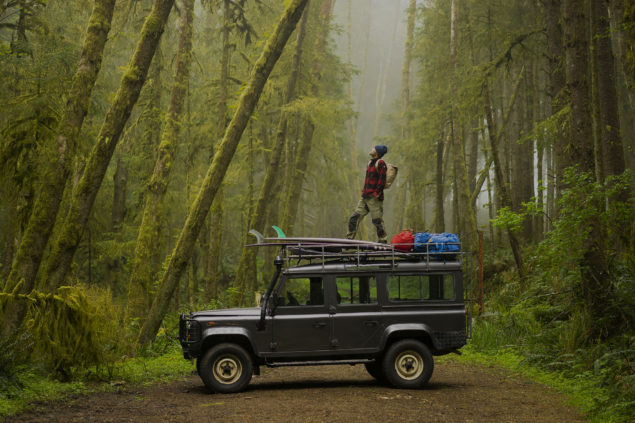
[41,0,175,293]
[126,0,194,324]
[204,188,223,301]
[449,0,478,252]
[563,0,595,172]
[1,0,117,336]
[401,0,416,145]
[112,154,128,230]
[592,0,626,179]
[433,131,446,232]
[542,0,567,205]
[483,80,525,277]
[204,0,232,302]
[282,0,333,236]
[234,2,315,302]
[563,0,610,334]
[137,0,311,347]
[609,0,635,115]
[511,61,534,243]
[401,0,420,232]
[347,0,371,203]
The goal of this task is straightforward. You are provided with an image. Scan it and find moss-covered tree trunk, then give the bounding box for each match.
[401,0,422,232]
[234,1,315,302]
[563,0,611,335]
[112,154,128,230]
[203,0,231,303]
[41,0,175,293]
[543,0,567,205]
[592,0,626,179]
[510,62,534,243]
[126,0,193,324]
[449,0,478,253]
[433,131,446,232]
[609,0,635,116]
[1,0,117,336]
[137,0,310,347]
[281,0,333,236]
[483,80,525,277]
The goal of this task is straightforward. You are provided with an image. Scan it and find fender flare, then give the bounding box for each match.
[379,323,439,351]
[201,326,260,356]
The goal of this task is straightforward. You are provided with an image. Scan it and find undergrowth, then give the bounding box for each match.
[0,284,195,418]
[0,346,194,417]
[476,170,635,423]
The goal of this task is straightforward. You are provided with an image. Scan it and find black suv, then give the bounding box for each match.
[179,237,469,393]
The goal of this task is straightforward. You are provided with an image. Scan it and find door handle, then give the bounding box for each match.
[313,322,327,328]
[364,320,378,327]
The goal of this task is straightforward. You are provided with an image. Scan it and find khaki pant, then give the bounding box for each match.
[346,197,387,242]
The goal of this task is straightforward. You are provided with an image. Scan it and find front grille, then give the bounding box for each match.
[179,316,201,343]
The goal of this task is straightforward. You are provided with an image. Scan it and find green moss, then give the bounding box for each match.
[0,350,194,418]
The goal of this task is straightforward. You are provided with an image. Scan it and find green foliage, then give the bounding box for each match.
[0,349,194,418]
[0,284,127,380]
[473,170,635,422]
[447,347,611,421]
[490,205,527,234]
[0,331,33,399]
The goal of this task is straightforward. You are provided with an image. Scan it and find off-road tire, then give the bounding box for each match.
[199,343,253,394]
[382,339,434,389]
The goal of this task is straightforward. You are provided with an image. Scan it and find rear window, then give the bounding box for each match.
[388,274,454,301]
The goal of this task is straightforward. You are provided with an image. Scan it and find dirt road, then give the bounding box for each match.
[12,359,586,423]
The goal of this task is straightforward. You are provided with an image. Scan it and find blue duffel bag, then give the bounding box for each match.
[414,232,460,254]
[428,232,460,253]
[413,232,431,252]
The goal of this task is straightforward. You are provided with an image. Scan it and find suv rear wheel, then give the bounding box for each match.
[199,343,253,393]
[382,339,433,388]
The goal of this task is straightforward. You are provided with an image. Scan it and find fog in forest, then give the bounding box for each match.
[0,2,633,418]
[331,0,410,149]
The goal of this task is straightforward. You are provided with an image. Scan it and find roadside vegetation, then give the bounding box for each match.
[461,172,635,423]
[1,0,633,421]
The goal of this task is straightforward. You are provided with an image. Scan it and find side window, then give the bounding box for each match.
[336,276,377,304]
[388,274,454,301]
[278,277,324,307]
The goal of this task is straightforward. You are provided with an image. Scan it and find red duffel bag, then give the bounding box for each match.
[391,230,414,251]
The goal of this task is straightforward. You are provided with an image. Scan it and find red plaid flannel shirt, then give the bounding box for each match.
[361,158,387,201]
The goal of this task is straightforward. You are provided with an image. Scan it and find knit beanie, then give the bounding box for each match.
[374,145,388,158]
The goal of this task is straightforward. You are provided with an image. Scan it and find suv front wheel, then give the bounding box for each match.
[382,339,434,389]
[199,343,253,393]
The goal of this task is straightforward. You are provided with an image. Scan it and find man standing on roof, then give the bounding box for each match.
[346,145,388,243]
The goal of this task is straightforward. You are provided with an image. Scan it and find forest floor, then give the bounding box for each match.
[9,359,587,423]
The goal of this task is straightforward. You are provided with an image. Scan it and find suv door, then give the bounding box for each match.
[330,274,383,352]
[270,275,331,354]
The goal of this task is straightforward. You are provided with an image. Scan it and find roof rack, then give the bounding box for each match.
[247,232,463,270]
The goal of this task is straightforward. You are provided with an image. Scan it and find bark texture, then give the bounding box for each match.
[42,0,176,292]
[137,0,310,347]
[1,0,117,335]
[233,8,308,299]
[592,0,626,179]
[126,0,194,324]
[282,0,333,236]
[449,0,478,252]
[563,0,610,334]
